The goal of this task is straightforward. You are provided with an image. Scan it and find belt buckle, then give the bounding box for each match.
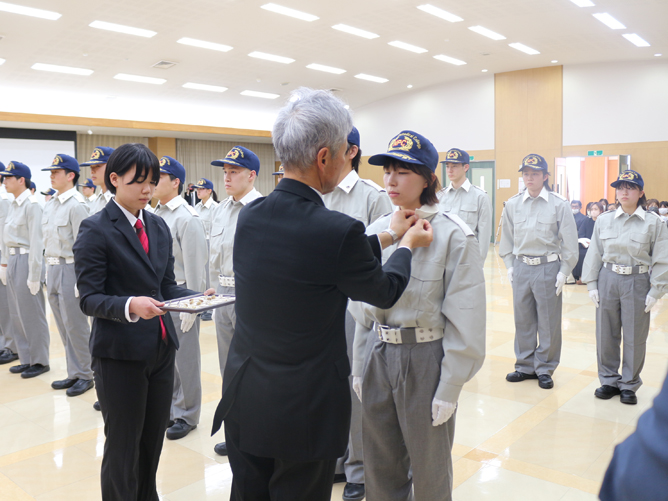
[614,264,631,275]
[524,257,540,266]
[377,324,388,341]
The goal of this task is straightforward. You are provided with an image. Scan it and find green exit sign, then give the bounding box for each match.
[587,150,603,156]
[469,155,475,160]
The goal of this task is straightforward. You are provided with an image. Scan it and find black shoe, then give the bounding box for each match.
[52,378,78,390]
[67,379,94,396]
[538,374,554,389]
[168,420,175,428]
[93,401,101,411]
[166,418,196,440]
[620,390,637,405]
[594,385,621,400]
[9,363,30,374]
[200,311,213,321]
[333,473,347,484]
[21,364,50,379]
[0,350,19,365]
[214,442,228,456]
[506,371,538,383]
[342,482,365,501]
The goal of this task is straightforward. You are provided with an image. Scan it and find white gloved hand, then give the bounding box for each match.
[577,238,591,248]
[74,284,79,298]
[432,399,457,427]
[180,312,197,332]
[555,272,567,296]
[589,289,600,308]
[27,280,40,295]
[0,266,6,286]
[353,376,362,402]
[507,267,513,285]
[645,295,657,313]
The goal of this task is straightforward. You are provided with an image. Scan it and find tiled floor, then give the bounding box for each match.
[1,247,667,500]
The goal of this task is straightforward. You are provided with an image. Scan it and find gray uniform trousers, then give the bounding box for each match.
[335,311,365,484]
[512,259,562,376]
[170,309,202,426]
[0,268,17,353]
[362,337,456,501]
[47,263,93,379]
[6,254,49,366]
[215,285,236,377]
[596,266,651,392]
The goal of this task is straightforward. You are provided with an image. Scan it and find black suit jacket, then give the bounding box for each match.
[573,210,587,230]
[212,178,412,461]
[73,200,196,361]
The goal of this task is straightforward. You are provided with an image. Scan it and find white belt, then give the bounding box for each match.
[604,262,649,275]
[46,257,74,266]
[519,254,559,266]
[218,275,235,287]
[8,248,28,255]
[377,325,445,344]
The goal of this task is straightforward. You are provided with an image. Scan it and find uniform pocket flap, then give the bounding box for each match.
[460,203,477,212]
[538,214,557,224]
[411,261,446,281]
[515,215,527,223]
[630,232,650,244]
[211,223,224,237]
[600,229,618,239]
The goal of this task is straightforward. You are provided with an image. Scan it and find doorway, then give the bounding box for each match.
[554,155,629,205]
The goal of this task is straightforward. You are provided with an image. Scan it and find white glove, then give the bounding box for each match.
[353,376,362,402]
[589,289,600,308]
[179,312,197,332]
[432,399,457,427]
[577,238,591,248]
[0,266,6,286]
[645,295,657,313]
[555,272,567,296]
[507,267,513,285]
[74,284,79,298]
[27,280,40,295]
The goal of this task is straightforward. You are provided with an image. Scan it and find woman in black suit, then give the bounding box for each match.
[573,202,603,284]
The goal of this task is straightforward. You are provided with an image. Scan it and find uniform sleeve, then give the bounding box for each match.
[477,193,493,262]
[499,200,515,269]
[557,202,579,276]
[351,321,374,377]
[581,219,603,291]
[182,216,208,292]
[71,202,90,246]
[26,203,44,282]
[648,220,668,299]
[368,192,393,225]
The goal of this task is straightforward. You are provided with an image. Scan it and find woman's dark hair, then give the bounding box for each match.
[347,143,362,173]
[590,202,604,214]
[211,189,219,202]
[384,159,440,206]
[104,143,160,194]
[599,198,609,204]
[168,175,184,195]
[615,181,647,208]
[646,198,659,207]
[585,202,593,212]
[660,201,668,208]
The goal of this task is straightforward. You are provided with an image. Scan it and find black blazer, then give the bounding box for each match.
[73,200,196,361]
[212,178,411,461]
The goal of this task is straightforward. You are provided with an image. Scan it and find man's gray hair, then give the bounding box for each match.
[272,87,353,173]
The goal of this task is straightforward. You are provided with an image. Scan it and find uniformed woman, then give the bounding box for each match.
[499,154,578,390]
[350,131,486,501]
[582,170,668,405]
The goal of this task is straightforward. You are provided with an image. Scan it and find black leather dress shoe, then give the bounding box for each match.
[620,390,637,405]
[594,385,621,400]
[67,379,94,396]
[21,364,50,379]
[10,363,31,374]
[538,374,554,389]
[168,420,175,428]
[93,401,101,411]
[342,482,365,501]
[0,350,19,364]
[52,378,78,390]
[166,418,197,440]
[506,371,538,383]
[214,442,228,456]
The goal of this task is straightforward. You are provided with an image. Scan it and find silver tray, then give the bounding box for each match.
[160,293,236,313]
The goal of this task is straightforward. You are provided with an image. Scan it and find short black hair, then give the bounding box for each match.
[72,172,80,187]
[347,143,362,173]
[571,200,582,208]
[660,201,668,208]
[104,143,159,195]
[22,177,31,190]
[168,174,184,195]
[383,160,440,206]
[599,198,609,204]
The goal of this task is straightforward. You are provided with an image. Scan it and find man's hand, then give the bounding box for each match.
[507,267,513,286]
[589,289,600,308]
[645,294,657,313]
[27,280,41,295]
[389,209,418,239]
[203,288,216,296]
[180,312,197,332]
[129,297,166,320]
[555,272,567,296]
[400,219,433,249]
[0,266,6,286]
[432,399,457,427]
[353,376,362,402]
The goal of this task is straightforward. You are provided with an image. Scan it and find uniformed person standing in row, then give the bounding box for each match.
[322,126,392,501]
[209,146,263,456]
[0,162,51,378]
[499,154,578,389]
[41,187,56,203]
[272,164,284,181]
[583,170,668,405]
[78,178,97,203]
[438,148,493,263]
[41,154,94,396]
[0,170,18,365]
[195,178,218,322]
[154,156,208,439]
[81,146,115,215]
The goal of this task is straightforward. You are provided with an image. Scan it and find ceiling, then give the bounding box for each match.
[0,0,665,137]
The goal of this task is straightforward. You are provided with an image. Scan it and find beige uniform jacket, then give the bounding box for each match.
[322,170,393,226]
[42,187,89,259]
[2,189,44,282]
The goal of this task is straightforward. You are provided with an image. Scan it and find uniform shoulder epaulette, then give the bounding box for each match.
[647,211,662,220]
[0,193,8,200]
[443,212,474,236]
[549,191,568,201]
[508,192,523,201]
[72,191,87,203]
[471,184,487,194]
[28,195,39,204]
[185,204,199,217]
[360,178,385,192]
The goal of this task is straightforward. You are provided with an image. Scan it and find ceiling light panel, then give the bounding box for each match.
[0,1,61,20]
[592,13,626,30]
[570,0,595,7]
[248,51,295,64]
[177,37,232,52]
[355,73,388,83]
[388,41,428,54]
[114,73,166,85]
[260,3,318,22]
[623,33,650,47]
[332,24,379,39]
[433,54,466,65]
[509,43,540,55]
[183,82,227,92]
[468,26,506,40]
[89,20,156,38]
[241,90,280,99]
[417,4,463,22]
[31,63,93,75]
[306,63,346,74]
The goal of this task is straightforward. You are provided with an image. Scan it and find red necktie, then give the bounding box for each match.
[135,219,166,342]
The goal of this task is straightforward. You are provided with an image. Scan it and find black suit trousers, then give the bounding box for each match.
[93,337,175,501]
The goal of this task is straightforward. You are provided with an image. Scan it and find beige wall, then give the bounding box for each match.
[76,133,149,182]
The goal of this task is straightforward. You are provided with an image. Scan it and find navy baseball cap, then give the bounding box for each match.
[30,181,36,191]
[519,154,548,172]
[272,165,285,176]
[41,187,56,196]
[211,146,260,174]
[348,127,360,147]
[78,178,95,189]
[159,156,186,184]
[0,161,4,171]
[611,170,644,190]
[0,161,32,179]
[42,154,80,173]
[195,177,214,190]
[368,130,439,173]
[444,148,470,164]
[80,146,115,167]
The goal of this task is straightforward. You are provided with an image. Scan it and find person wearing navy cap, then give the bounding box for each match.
[0,161,50,378]
[582,170,668,405]
[78,178,97,201]
[349,130,485,501]
[41,187,56,202]
[272,164,285,181]
[41,154,94,396]
[208,145,263,457]
[438,148,493,262]
[195,178,218,322]
[81,146,115,215]
[499,154,578,390]
[0,168,19,365]
[154,156,208,439]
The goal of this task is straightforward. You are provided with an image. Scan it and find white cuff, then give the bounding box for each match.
[397,246,412,253]
[125,297,139,323]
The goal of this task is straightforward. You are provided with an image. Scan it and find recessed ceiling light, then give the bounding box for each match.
[241,90,280,99]
[332,24,379,39]
[31,63,94,76]
[569,0,595,7]
[388,41,428,54]
[417,4,463,22]
[248,51,295,64]
[0,58,5,66]
[355,73,388,83]
[509,43,540,55]
[623,33,650,47]
[260,3,318,22]
[551,59,559,63]
[306,63,346,74]
[433,54,466,65]
[407,84,413,88]
[114,73,166,85]
[468,26,506,41]
[177,37,233,52]
[592,13,626,30]
[655,53,663,57]
[89,20,156,38]
[482,69,488,72]
[0,1,61,20]
[183,82,228,93]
